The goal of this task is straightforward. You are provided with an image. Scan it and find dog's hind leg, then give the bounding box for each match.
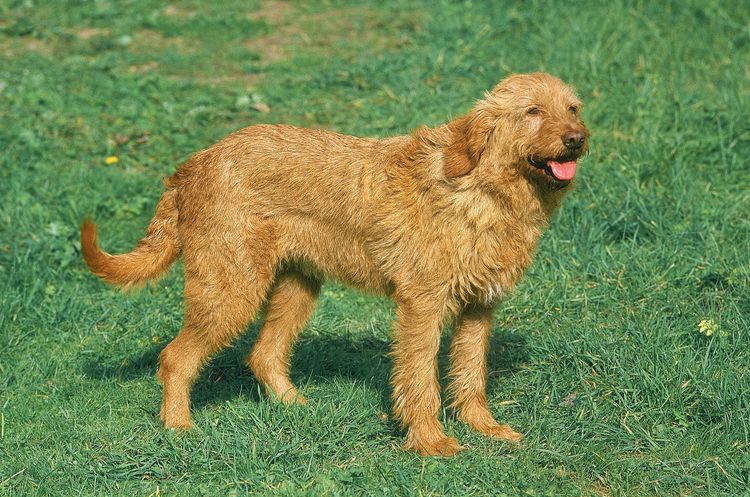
[448,305,522,442]
[247,270,321,404]
[157,235,276,429]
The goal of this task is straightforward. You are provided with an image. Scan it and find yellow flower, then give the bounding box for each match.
[105,155,119,165]
[698,319,720,337]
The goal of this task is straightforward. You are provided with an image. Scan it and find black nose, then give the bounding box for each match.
[562,131,585,150]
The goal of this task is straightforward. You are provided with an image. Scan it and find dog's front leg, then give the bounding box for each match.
[391,294,461,456]
[448,305,522,442]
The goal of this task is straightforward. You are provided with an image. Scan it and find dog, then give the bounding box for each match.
[81,72,589,456]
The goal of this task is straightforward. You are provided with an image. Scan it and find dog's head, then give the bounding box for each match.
[444,72,589,187]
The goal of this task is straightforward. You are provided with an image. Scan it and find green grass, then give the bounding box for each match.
[1,0,749,495]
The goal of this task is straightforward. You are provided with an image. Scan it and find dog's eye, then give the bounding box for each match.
[569,106,579,115]
[527,107,541,115]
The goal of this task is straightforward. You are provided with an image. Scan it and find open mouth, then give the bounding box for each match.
[527,156,578,182]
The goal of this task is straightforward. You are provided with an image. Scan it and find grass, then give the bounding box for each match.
[1,0,749,495]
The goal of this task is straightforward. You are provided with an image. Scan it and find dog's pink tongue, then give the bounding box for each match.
[548,160,577,181]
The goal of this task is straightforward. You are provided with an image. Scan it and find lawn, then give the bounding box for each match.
[1,0,749,495]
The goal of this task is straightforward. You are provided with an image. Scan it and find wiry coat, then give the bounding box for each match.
[82,72,589,456]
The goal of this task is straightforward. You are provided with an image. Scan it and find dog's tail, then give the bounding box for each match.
[81,186,181,289]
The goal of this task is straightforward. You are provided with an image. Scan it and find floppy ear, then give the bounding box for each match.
[443,115,483,178]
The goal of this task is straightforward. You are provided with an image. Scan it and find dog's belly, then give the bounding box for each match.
[280,218,392,294]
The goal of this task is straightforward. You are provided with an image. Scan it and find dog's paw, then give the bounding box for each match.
[405,435,463,457]
[279,389,307,405]
[162,417,194,430]
[457,402,523,443]
[260,379,307,406]
[160,406,194,430]
[475,422,523,442]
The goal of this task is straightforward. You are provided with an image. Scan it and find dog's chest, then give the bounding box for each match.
[454,215,544,305]
[481,280,505,304]
[462,261,527,306]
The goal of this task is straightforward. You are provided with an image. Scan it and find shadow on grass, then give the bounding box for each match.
[487,329,530,385]
[82,323,528,418]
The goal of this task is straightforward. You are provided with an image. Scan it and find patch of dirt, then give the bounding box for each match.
[310,7,420,51]
[72,27,111,40]
[128,60,159,74]
[0,36,54,56]
[591,477,612,497]
[21,37,53,53]
[244,1,296,63]
[163,5,196,18]
[191,74,264,88]
[243,3,424,65]
[128,29,191,52]
[0,28,107,56]
[248,0,295,23]
[244,33,288,62]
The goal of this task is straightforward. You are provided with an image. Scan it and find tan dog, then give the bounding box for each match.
[81,72,589,456]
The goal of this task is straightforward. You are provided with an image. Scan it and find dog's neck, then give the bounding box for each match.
[393,126,571,234]
[452,159,570,227]
[524,173,573,219]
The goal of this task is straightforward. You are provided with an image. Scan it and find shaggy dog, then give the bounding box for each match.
[81,72,589,456]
